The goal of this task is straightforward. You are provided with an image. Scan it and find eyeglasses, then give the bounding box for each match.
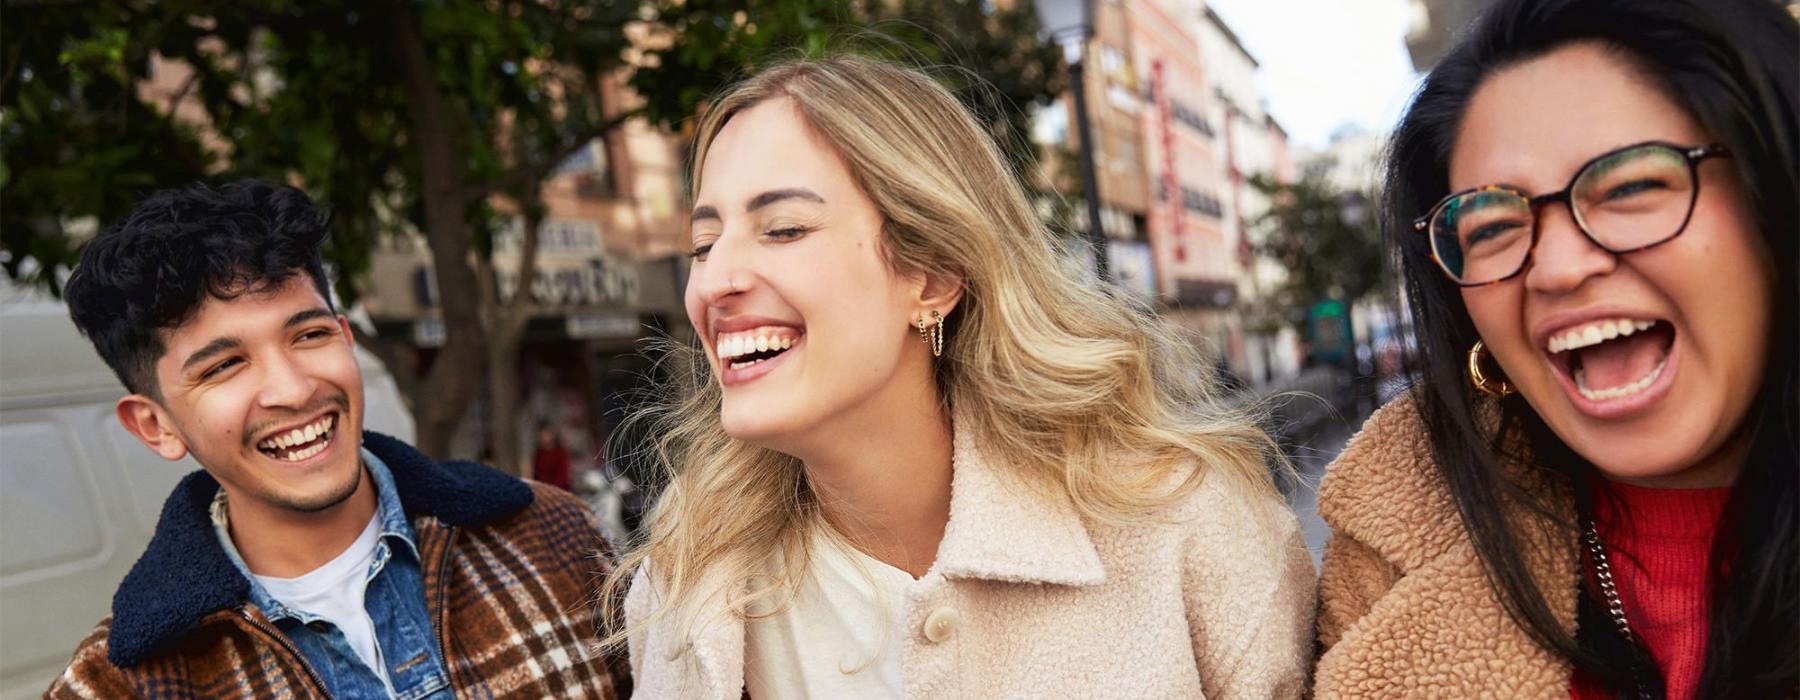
[1414,141,1731,286]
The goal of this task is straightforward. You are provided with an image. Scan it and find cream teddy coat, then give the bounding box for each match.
[1315,393,1583,698]
[626,422,1315,699]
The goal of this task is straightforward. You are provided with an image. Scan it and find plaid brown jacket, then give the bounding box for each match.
[46,432,629,699]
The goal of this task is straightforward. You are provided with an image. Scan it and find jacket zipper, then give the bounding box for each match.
[433,525,460,699]
[238,607,334,699]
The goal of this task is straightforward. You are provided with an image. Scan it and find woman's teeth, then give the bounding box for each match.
[1548,318,1656,354]
[258,414,336,462]
[1576,358,1667,402]
[716,329,798,366]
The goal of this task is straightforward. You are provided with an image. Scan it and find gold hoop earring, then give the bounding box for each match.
[1468,340,1514,398]
[916,310,944,358]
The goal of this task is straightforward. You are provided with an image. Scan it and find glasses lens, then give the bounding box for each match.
[1431,189,1533,284]
[1573,144,1696,251]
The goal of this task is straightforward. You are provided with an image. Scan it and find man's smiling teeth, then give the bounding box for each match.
[258,414,335,461]
[1576,358,1667,402]
[716,328,798,363]
[1547,318,1656,354]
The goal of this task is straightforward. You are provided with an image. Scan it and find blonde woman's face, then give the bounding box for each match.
[1453,43,1774,487]
[686,98,934,450]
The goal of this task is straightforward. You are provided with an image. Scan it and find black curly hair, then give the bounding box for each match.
[63,180,335,399]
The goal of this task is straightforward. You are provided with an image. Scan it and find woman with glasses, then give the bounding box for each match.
[1315,0,1795,697]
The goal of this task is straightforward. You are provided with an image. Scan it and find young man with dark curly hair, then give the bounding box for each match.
[47,180,627,699]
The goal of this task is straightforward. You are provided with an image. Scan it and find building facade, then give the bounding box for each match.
[1197,5,1301,385]
[1037,0,1291,382]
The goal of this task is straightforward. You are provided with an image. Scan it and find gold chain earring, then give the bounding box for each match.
[1467,340,1515,398]
[916,310,944,358]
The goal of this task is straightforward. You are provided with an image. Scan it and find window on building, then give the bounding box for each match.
[552,140,617,197]
[1030,101,1071,145]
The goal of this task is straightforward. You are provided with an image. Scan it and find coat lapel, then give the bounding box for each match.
[931,416,1106,587]
[627,566,746,699]
[1317,394,1581,697]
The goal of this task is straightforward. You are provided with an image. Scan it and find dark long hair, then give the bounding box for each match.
[1385,0,1798,697]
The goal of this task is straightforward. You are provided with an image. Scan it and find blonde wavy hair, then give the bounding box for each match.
[600,55,1281,649]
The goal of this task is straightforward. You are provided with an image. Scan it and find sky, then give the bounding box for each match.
[1204,0,1424,151]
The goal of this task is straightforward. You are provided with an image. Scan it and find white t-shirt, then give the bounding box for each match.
[744,532,916,699]
[253,514,386,683]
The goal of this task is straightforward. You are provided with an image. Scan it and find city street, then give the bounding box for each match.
[1283,411,1362,568]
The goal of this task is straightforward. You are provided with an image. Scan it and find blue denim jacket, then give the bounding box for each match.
[213,449,452,699]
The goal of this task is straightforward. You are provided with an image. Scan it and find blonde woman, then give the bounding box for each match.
[605,57,1313,698]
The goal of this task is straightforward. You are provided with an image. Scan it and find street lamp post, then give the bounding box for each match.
[1032,0,1110,283]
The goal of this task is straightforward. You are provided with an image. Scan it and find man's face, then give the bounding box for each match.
[123,276,366,517]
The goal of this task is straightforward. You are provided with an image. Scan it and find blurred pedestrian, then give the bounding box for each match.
[1314,1,1796,697]
[604,57,1312,698]
[48,182,626,698]
[532,421,574,491]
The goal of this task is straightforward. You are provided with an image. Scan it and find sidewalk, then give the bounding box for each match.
[1283,417,1356,569]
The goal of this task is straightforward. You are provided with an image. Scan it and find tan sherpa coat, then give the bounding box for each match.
[1314,393,1582,698]
[627,422,1316,699]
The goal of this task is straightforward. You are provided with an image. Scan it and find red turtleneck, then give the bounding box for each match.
[1571,481,1732,700]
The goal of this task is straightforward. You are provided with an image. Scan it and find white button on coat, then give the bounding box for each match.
[921,607,959,643]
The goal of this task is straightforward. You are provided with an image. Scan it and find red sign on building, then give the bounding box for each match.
[1152,59,1185,262]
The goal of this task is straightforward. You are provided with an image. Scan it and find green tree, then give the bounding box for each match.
[1246,161,1385,330]
[1,0,1064,465]
[3,0,647,464]
[878,0,1066,183]
[625,0,1067,193]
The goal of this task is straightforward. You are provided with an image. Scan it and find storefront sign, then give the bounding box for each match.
[413,318,446,348]
[496,217,603,253]
[565,312,641,339]
[493,256,639,308]
[1174,278,1237,309]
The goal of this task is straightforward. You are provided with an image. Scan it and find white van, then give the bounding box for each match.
[0,283,414,699]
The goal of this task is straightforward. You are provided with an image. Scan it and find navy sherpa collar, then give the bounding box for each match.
[105,431,533,667]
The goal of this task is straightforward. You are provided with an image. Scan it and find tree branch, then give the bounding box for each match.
[387,0,487,457]
[164,69,202,114]
[506,188,545,319]
[464,107,641,203]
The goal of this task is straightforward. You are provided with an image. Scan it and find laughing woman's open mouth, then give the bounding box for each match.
[1545,317,1678,417]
